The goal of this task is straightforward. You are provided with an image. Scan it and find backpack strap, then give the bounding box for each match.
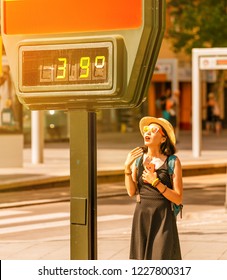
[167,154,177,175]
[135,155,143,203]
[167,154,177,188]
[167,155,183,218]
[135,155,143,169]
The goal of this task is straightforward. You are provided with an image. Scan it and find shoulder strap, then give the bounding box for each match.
[135,155,143,203]
[167,155,177,175]
[135,155,143,168]
[167,155,183,218]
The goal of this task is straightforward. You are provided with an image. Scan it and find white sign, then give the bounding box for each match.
[200,56,227,70]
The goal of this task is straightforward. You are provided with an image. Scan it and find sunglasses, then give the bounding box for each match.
[143,125,165,136]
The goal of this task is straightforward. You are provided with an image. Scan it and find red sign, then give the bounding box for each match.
[3,0,142,35]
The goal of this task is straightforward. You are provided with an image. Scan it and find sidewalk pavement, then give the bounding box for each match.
[0,130,227,192]
[0,130,227,260]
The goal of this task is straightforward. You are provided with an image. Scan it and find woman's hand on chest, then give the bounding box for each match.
[142,168,157,185]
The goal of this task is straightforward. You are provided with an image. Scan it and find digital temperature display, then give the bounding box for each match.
[19,42,113,93]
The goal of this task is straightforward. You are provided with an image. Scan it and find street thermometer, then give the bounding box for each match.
[2,0,165,110]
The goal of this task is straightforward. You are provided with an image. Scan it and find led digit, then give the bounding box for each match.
[40,63,53,82]
[95,56,105,69]
[56,57,67,79]
[79,57,90,78]
[93,55,106,79]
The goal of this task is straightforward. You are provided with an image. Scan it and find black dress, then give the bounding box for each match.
[129,158,182,260]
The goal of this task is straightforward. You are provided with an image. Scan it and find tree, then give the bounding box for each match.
[167,0,227,99]
[167,0,227,53]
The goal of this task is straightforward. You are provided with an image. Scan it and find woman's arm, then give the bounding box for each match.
[124,147,143,197]
[156,157,183,205]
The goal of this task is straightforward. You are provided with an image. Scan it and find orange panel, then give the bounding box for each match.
[148,83,156,116]
[151,73,167,82]
[180,82,192,130]
[3,0,142,35]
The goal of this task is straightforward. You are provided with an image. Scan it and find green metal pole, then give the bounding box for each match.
[69,109,97,260]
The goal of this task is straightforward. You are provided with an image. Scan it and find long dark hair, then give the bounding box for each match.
[160,126,176,155]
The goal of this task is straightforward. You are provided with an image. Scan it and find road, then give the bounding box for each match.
[0,185,227,259]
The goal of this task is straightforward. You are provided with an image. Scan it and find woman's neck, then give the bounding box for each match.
[145,147,166,169]
[147,147,162,159]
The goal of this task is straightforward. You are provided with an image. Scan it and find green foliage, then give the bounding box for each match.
[167,0,227,54]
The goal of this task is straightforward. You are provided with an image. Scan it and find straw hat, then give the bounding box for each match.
[139,116,176,146]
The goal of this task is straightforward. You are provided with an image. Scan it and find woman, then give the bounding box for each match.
[205,93,215,134]
[124,116,183,260]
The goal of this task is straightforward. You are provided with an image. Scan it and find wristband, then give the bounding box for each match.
[125,171,132,175]
[152,178,160,187]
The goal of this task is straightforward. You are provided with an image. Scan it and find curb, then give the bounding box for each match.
[1,163,226,192]
[1,182,226,209]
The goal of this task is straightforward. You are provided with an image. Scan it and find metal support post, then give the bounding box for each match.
[31,110,44,164]
[192,49,202,158]
[69,110,97,260]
